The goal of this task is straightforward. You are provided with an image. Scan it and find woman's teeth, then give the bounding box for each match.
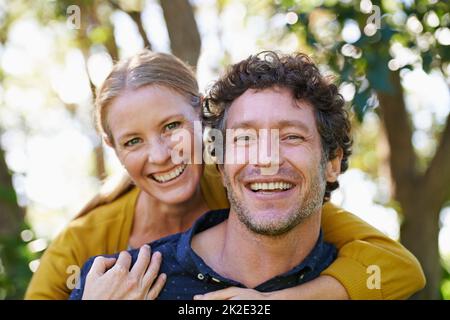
[151,164,187,183]
[249,182,293,192]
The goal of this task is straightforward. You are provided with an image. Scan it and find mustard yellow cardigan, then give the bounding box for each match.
[25,166,425,299]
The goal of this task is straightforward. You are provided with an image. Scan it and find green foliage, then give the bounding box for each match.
[441,267,450,300]
[275,0,449,121]
[0,185,18,204]
[0,224,39,300]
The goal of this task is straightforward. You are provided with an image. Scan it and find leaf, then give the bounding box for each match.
[422,51,433,73]
[366,52,393,94]
[341,59,354,82]
[353,87,372,122]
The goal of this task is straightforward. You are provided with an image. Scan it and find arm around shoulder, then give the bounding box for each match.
[320,202,426,300]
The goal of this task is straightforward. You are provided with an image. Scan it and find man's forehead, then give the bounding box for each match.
[226,87,315,129]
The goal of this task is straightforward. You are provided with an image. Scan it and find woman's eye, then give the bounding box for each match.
[164,121,181,132]
[124,137,142,147]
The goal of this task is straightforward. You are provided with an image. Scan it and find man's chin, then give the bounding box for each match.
[239,209,299,233]
[244,219,298,237]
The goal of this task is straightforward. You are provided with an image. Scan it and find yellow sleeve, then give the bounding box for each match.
[320,202,426,300]
[25,228,82,300]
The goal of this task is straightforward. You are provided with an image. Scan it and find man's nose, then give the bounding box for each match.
[147,139,171,164]
[255,130,282,175]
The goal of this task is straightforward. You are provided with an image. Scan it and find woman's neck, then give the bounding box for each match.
[129,186,209,248]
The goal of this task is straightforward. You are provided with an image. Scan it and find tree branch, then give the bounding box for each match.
[109,1,151,51]
[159,0,201,67]
[377,70,418,205]
[128,11,152,50]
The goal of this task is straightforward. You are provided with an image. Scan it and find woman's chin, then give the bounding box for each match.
[152,187,197,205]
[140,179,199,205]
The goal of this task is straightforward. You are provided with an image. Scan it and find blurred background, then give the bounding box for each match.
[0,0,448,300]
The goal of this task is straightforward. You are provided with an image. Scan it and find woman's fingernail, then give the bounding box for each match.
[193,295,203,300]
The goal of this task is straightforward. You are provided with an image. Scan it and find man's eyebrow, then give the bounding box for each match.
[278,120,312,133]
[229,121,258,130]
[229,120,311,132]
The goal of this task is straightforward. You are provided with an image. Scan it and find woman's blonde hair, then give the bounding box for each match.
[75,50,200,218]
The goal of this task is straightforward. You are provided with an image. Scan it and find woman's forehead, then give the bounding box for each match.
[107,87,198,134]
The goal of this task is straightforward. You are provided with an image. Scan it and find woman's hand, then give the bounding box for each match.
[194,287,271,300]
[193,276,349,300]
[82,245,166,300]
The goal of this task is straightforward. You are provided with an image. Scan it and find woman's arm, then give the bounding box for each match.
[194,275,348,300]
[25,228,81,299]
[319,202,425,299]
[196,203,425,300]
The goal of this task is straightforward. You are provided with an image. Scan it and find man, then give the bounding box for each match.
[70,51,350,300]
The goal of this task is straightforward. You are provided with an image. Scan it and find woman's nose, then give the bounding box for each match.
[147,140,171,164]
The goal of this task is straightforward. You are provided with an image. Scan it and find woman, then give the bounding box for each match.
[25,50,425,300]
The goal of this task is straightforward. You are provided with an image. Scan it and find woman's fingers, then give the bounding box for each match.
[194,287,242,300]
[130,245,151,279]
[142,251,162,288]
[89,256,117,277]
[145,273,167,300]
[113,251,132,275]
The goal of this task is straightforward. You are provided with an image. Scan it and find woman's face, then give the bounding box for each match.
[106,85,203,205]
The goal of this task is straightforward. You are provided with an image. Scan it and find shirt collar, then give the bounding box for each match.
[176,209,331,288]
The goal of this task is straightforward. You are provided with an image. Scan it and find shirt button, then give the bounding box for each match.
[197,273,205,280]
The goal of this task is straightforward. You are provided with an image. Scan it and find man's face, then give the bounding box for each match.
[220,87,337,236]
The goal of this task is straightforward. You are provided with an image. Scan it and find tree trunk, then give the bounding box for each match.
[401,199,442,299]
[76,2,108,182]
[0,148,22,238]
[159,0,201,67]
[377,70,450,299]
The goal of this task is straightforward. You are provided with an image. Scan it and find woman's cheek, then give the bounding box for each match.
[121,149,147,171]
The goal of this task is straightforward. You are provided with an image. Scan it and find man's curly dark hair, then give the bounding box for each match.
[203,51,352,201]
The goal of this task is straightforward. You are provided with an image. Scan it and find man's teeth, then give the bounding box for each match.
[152,165,186,183]
[249,182,293,191]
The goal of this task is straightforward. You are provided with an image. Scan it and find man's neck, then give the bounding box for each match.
[192,209,322,289]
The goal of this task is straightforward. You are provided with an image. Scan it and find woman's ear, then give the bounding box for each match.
[325,148,343,183]
[103,134,114,148]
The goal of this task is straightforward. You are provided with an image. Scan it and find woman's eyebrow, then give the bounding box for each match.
[157,113,185,127]
[116,132,140,144]
[117,113,187,142]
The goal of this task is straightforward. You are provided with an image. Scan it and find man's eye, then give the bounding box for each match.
[124,137,142,147]
[234,135,255,143]
[285,135,304,141]
[164,121,181,132]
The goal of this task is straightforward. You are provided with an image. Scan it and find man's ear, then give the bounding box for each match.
[325,148,343,183]
[216,164,227,187]
[196,95,205,116]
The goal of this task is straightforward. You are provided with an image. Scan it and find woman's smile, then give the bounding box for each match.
[150,163,187,183]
